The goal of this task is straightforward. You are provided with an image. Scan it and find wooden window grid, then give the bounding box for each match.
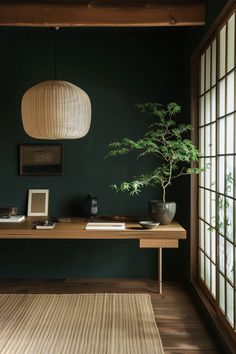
[191,1,236,350]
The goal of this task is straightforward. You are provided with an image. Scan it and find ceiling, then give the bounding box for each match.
[0,1,206,27]
[0,0,205,2]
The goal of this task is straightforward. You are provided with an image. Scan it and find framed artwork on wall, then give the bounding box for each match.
[27,189,49,216]
[19,144,63,176]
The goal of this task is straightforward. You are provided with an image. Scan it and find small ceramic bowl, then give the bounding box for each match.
[139,221,160,229]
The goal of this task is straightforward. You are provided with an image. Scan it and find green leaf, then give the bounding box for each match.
[106,101,205,198]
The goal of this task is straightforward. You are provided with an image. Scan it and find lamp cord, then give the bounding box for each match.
[54,27,60,80]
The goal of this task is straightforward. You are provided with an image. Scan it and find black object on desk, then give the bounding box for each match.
[83,194,98,219]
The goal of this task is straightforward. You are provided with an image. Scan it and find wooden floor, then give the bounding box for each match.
[0,279,223,354]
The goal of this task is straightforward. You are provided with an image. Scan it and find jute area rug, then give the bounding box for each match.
[0,293,164,354]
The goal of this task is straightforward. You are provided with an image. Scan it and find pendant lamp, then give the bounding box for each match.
[21,80,91,139]
[21,29,91,140]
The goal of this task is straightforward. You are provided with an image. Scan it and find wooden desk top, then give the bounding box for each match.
[0,217,186,240]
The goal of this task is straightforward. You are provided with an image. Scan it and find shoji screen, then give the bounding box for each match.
[198,11,235,331]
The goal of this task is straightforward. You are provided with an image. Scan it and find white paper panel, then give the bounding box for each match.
[226,156,234,198]
[206,46,211,91]
[212,39,217,86]
[219,274,225,313]
[211,87,216,122]
[218,118,225,154]
[211,263,216,298]
[226,114,234,154]
[211,227,216,262]
[199,158,205,186]
[205,223,211,256]
[205,125,211,156]
[226,197,234,241]
[218,196,225,235]
[200,53,205,95]
[205,257,211,289]
[205,92,211,124]
[219,235,225,273]
[200,127,204,155]
[218,157,225,194]
[226,71,234,114]
[211,158,216,191]
[199,188,205,219]
[219,79,225,117]
[200,95,205,126]
[235,204,236,244]
[200,251,205,281]
[205,189,210,224]
[199,220,205,250]
[211,123,216,156]
[220,25,226,79]
[226,241,234,282]
[205,157,211,188]
[211,191,216,227]
[227,13,235,72]
[226,282,234,325]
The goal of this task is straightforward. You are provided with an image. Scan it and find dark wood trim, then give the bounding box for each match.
[191,280,236,353]
[0,2,206,27]
[193,0,236,56]
[190,54,200,283]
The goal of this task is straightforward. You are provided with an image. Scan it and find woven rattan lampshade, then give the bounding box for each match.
[21,80,91,139]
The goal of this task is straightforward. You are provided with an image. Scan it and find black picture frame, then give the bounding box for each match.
[19,144,63,176]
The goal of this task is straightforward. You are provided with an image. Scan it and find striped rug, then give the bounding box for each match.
[0,293,164,354]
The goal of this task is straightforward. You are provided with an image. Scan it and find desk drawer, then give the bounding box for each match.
[139,239,178,248]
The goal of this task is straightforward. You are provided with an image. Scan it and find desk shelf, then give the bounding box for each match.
[0,217,186,240]
[0,217,186,294]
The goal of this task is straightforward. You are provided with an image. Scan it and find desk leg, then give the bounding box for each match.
[157,248,162,294]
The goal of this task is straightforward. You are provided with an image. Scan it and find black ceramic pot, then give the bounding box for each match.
[149,200,176,225]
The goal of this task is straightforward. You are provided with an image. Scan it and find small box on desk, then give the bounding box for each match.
[35,220,56,229]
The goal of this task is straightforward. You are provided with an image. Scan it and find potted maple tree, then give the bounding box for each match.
[107,102,203,224]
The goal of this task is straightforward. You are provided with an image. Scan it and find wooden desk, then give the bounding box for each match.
[0,217,186,293]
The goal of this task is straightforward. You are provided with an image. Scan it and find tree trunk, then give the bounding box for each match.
[163,187,166,203]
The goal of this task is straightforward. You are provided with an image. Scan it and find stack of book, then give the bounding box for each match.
[0,215,25,222]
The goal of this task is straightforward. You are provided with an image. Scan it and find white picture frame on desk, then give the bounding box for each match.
[27,189,49,216]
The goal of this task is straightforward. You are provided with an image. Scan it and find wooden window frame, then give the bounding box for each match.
[191,0,236,351]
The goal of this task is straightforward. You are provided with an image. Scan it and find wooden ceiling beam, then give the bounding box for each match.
[0,2,206,27]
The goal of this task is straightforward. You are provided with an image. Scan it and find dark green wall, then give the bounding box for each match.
[0,0,229,279]
[0,28,186,216]
[0,27,189,279]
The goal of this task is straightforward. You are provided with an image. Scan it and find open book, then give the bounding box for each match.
[86,222,125,230]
